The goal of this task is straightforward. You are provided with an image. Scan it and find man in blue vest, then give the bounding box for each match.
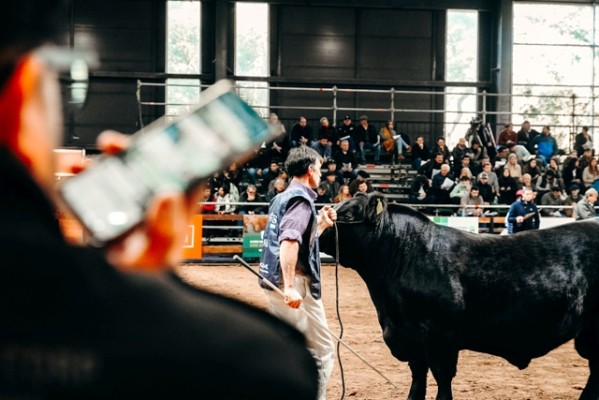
[260,145,337,400]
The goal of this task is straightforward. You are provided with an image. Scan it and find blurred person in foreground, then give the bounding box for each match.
[0,1,317,398]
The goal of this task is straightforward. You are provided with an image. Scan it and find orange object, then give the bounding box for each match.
[181,214,203,260]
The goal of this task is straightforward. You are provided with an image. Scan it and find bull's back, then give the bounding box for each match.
[434,220,599,363]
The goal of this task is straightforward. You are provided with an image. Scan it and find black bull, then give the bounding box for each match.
[319,192,599,400]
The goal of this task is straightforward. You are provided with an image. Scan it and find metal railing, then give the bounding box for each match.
[136,80,597,150]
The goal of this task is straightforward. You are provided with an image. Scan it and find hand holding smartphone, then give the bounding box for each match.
[60,80,272,245]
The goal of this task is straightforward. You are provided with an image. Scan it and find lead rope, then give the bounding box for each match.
[334,222,346,400]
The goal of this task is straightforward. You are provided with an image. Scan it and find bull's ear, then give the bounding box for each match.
[366,193,387,223]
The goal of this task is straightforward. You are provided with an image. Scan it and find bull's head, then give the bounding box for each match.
[319,192,387,270]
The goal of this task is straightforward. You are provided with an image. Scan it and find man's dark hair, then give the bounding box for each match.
[285,146,322,177]
[0,0,67,89]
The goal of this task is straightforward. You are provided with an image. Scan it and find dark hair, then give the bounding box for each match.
[0,0,67,89]
[285,145,322,177]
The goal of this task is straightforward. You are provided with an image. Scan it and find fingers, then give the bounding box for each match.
[284,288,303,309]
[106,191,188,272]
[96,130,131,155]
[285,296,302,309]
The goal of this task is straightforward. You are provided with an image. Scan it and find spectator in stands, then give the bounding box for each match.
[458,154,477,177]
[323,170,341,199]
[476,172,496,204]
[333,139,359,182]
[458,166,474,181]
[266,178,287,202]
[540,186,566,217]
[506,153,523,183]
[547,156,563,181]
[311,117,334,161]
[536,169,563,200]
[268,169,289,193]
[348,171,373,196]
[431,163,455,205]
[498,123,517,146]
[289,116,314,148]
[418,152,446,181]
[261,159,281,193]
[266,112,289,162]
[238,184,266,215]
[521,173,535,193]
[523,157,542,186]
[0,2,320,398]
[223,161,243,188]
[354,180,370,195]
[221,164,241,204]
[409,174,435,205]
[582,157,599,189]
[478,161,499,195]
[411,135,431,169]
[563,154,582,188]
[579,147,594,171]
[493,145,509,173]
[531,125,558,165]
[575,126,593,157]
[354,115,380,164]
[333,184,352,203]
[337,115,355,150]
[200,186,217,214]
[244,145,269,185]
[498,167,518,207]
[507,187,541,234]
[379,120,407,165]
[460,186,484,216]
[451,137,470,172]
[574,188,598,220]
[311,135,332,164]
[431,136,451,163]
[517,120,538,151]
[450,176,472,205]
[317,116,339,152]
[564,183,583,218]
[506,141,532,163]
[215,185,235,214]
[315,183,332,204]
[324,159,344,184]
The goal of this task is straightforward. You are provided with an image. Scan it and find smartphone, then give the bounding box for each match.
[59,80,271,244]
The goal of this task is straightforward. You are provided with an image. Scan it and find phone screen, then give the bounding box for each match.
[60,81,270,244]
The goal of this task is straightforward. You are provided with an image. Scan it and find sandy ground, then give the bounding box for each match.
[176,263,589,400]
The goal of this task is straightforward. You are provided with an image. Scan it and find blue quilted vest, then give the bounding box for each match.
[259,188,322,299]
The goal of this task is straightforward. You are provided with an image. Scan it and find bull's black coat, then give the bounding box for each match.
[319,192,599,400]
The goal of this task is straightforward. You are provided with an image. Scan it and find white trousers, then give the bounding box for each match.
[265,274,335,400]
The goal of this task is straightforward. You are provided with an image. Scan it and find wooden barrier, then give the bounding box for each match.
[201,214,244,255]
[478,215,506,234]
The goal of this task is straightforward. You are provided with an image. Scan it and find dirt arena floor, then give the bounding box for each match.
[176,262,589,400]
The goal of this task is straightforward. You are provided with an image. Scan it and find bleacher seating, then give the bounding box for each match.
[355,162,416,202]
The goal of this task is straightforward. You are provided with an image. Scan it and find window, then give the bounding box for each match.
[445,10,479,146]
[513,2,596,149]
[235,2,269,117]
[166,1,201,118]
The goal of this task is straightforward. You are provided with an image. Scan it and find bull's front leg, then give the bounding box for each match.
[407,359,428,400]
[420,328,459,400]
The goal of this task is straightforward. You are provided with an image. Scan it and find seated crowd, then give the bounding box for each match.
[201,113,598,222]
